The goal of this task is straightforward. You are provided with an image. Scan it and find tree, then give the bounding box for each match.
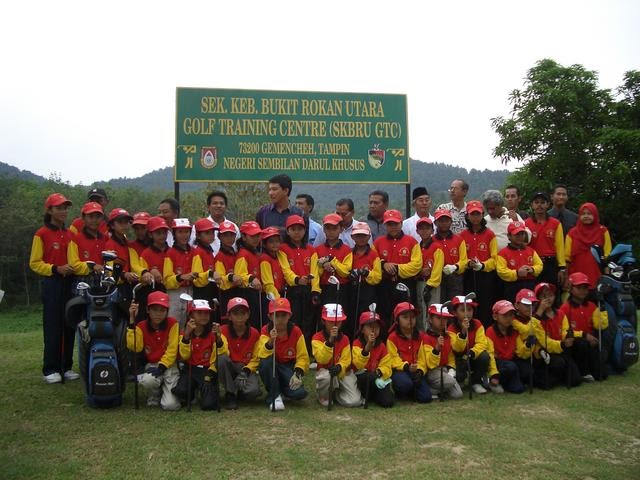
[492,59,639,251]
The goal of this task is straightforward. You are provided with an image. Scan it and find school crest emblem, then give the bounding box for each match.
[286,348,294,357]
[368,144,385,169]
[201,147,218,169]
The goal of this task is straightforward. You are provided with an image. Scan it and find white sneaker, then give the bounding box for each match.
[63,370,80,381]
[274,395,285,411]
[489,383,505,394]
[317,396,329,407]
[43,372,62,384]
[309,362,318,370]
[582,374,595,383]
[472,383,488,394]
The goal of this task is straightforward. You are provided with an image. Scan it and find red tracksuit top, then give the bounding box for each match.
[221,324,260,364]
[351,245,379,270]
[559,300,598,335]
[71,217,109,236]
[420,238,441,268]
[434,231,463,265]
[139,317,178,363]
[192,243,215,272]
[526,216,561,257]
[180,330,216,367]
[311,331,350,368]
[140,245,167,272]
[73,229,108,264]
[216,247,237,275]
[539,309,565,341]
[352,338,388,372]
[387,330,425,364]
[280,242,314,277]
[261,324,305,363]
[166,245,194,286]
[105,235,130,272]
[486,326,519,361]
[34,224,72,266]
[128,239,147,257]
[237,246,261,279]
[260,252,285,292]
[460,228,495,262]
[498,244,538,280]
[423,330,453,367]
[448,319,483,348]
[374,233,417,265]
[315,241,351,286]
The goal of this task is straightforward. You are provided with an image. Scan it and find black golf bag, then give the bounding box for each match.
[66,258,128,408]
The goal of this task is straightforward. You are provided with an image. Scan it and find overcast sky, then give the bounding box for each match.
[1,1,638,185]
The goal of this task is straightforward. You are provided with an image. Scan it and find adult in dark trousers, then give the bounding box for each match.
[295,194,322,246]
[548,184,578,238]
[69,187,110,236]
[29,193,79,384]
[158,198,180,247]
[256,174,307,238]
[189,191,240,255]
[437,179,469,235]
[360,190,388,241]
[403,186,435,242]
[504,185,530,220]
[313,198,358,248]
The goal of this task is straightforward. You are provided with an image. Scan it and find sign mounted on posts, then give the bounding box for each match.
[175,88,409,184]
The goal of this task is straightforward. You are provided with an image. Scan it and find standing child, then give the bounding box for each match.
[257,298,310,411]
[497,221,543,302]
[423,304,463,400]
[214,220,244,320]
[279,215,320,353]
[352,311,394,408]
[67,202,108,280]
[312,303,361,407]
[29,193,78,384]
[235,221,266,329]
[433,209,468,302]
[127,291,180,410]
[127,212,150,280]
[191,218,219,305]
[316,213,352,305]
[164,218,197,328]
[565,203,612,290]
[134,216,169,322]
[460,200,498,328]
[105,208,137,300]
[219,297,262,410]
[173,299,228,411]
[558,272,609,382]
[387,302,432,403]
[448,296,492,394]
[485,300,529,393]
[259,226,286,299]
[415,217,444,330]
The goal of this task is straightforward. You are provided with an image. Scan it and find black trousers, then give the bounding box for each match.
[172,365,220,410]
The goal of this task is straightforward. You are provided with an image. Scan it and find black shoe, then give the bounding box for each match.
[225,393,238,410]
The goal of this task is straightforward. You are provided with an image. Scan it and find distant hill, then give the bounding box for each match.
[0,162,47,183]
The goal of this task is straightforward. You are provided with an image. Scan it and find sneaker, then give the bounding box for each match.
[317,396,329,407]
[489,384,505,394]
[269,395,285,411]
[582,374,595,383]
[471,383,488,394]
[63,370,80,381]
[225,393,238,410]
[43,372,62,384]
[309,362,318,370]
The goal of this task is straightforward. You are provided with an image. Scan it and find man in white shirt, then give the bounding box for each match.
[482,190,523,250]
[313,198,358,248]
[189,191,239,254]
[403,186,435,242]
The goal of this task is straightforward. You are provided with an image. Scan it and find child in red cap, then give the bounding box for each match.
[415,217,444,330]
[219,297,262,410]
[423,304,463,400]
[127,291,180,410]
[312,303,361,407]
[235,220,267,329]
[259,226,286,299]
[173,298,228,410]
[558,272,609,381]
[214,220,244,320]
[448,296,492,394]
[257,297,310,411]
[104,208,137,286]
[163,218,197,328]
[68,202,108,278]
[352,310,394,408]
[29,193,77,384]
[496,221,543,303]
[387,302,431,403]
[485,300,529,393]
[432,208,468,303]
[191,218,220,308]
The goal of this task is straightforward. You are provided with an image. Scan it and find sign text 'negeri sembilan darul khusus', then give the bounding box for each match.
[175,88,409,184]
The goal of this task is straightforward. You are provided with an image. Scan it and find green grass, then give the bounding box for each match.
[1,308,639,479]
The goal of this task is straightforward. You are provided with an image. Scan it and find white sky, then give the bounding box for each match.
[1,0,638,185]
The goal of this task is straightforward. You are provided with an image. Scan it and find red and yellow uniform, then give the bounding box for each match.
[525,216,566,267]
[29,224,73,276]
[351,339,392,379]
[163,245,195,289]
[260,251,287,298]
[316,241,352,287]
[433,231,468,274]
[485,325,530,376]
[387,330,427,373]
[70,217,109,236]
[460,228,497,272]
[220,324,261,372]
[257,324,310,373]
[235,246,262,287]
[191,242,216,288]
[312,331,351,379]
[67,229,108,275]
[558,300,608,337]
[137,245,167,278]
[496,245,543,282]
[419,238,444,288]
[127,317,179,368]
[448,318,489,358]
[374,233,423,280]
[279,242,320,292]
[214,246,238,291]
[350,245,382,286]
[422,329,456,370]
[178,329,229,372]
[104,235,133,275]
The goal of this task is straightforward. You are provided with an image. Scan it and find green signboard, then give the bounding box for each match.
[175,88,409,183]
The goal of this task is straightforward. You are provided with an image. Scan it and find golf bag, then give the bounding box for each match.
[593,244,639,372]
[66,257,127,408]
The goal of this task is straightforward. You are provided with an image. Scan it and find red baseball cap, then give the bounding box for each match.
[132,211,151,226]
[323,213,342,226]
[285,215,305,229]
[44,193,72,209]
[383,209,402,224]
[466,200,484,214]
[428,303,454,317]
[147,291,169,308]
[351,222,371,236]
[492,300,516,315]
[569,272,590,286]
[534,282,557,297]
[81,202,104,216]
[261,226,281,241]
[227,297,250,312]
[194,218,215,233]
[321,303,347,322]
[189,299,212,312]
[358,311,383,326]
[240,221,262,236]
[434,209,452,221]
[269,297,292,315]
[107,208,132,223]
[508,221,527,235]
[416,217,433,227]
[218,220,237,234]
[146,216,169,232]
[451,295,479,308]
[393,301,416,318]
[515,289,538,305]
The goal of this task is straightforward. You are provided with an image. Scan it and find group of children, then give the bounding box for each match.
[29,190,614,411]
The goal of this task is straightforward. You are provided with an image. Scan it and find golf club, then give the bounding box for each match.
[130,282,144,409]
[464,292,477,400]
[179,294,193,412]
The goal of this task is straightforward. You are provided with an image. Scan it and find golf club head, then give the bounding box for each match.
[76,282,90,292]
[101,277,116,287]
[266,293,276,301]
[396,282,409,293]
[103,265,114,272]
[179,293,194,303]
[327,275,340,286]
[211,298,220,309]
[464,292,477,301]
[368,302,377,313]
[442,300,452,310]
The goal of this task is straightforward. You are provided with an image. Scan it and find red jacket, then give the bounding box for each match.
[180,330,216,367]
[486,326,519,361]
[139,317,178,364]
[221,324,260,364]
[315,241,351,285]
[260,324,306,363]
[140,245,167,272]
[423,329,453,367]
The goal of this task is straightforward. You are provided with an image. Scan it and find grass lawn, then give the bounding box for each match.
[1,307,639,480]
